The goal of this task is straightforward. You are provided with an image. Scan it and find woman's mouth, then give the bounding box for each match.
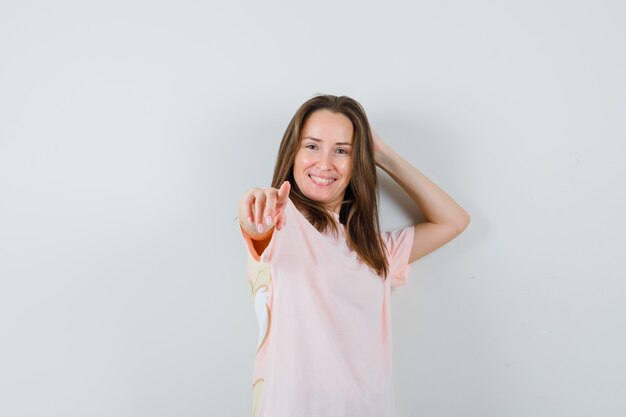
[309,174,336,186]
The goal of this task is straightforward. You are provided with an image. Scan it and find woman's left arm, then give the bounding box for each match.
[372,128,471,264]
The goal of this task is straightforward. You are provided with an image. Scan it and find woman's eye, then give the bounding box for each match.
[305,144,317,150]
[336,148,348,154]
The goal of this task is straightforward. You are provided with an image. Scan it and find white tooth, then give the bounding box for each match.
[311,175,334,185]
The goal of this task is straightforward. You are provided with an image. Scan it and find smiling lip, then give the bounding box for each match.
[309,174,336,186]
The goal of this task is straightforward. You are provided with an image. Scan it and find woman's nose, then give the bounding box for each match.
[317,151,332,170]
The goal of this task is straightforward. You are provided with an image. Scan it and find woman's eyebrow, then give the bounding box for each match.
[302,136,353,146]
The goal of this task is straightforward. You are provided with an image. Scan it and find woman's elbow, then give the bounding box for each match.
[455,212,471,233]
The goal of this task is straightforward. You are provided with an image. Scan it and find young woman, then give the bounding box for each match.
[238,94,470,417]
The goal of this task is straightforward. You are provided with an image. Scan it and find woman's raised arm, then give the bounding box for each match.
[372,128,470,264]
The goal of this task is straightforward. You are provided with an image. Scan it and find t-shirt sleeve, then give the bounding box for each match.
[239,222,279,264]
[381,225,415,287]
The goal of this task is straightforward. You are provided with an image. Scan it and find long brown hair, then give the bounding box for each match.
[271,94,389,279]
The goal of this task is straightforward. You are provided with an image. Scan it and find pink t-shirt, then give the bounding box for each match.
[240,197,414,417]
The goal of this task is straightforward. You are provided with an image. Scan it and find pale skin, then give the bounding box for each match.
[238,111,471,263]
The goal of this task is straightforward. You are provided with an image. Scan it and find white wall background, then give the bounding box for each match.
[1,1,624,416]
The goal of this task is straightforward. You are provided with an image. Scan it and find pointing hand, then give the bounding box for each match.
[239,181,291,237]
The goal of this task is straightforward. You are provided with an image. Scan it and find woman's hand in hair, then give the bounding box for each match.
[370,127,391,168]
[239,181,291,240]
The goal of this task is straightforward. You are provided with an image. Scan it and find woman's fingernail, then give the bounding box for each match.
[257,223,263,233]
[265,216,272,226]
[247,216,253,225]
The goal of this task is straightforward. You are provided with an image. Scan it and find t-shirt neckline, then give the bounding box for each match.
[287,198,344,237]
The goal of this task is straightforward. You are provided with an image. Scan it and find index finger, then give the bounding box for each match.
[276,181,291,204]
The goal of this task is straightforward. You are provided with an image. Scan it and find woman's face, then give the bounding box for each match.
[293,109,354,214]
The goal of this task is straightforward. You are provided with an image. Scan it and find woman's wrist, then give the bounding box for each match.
[375,141,398,174]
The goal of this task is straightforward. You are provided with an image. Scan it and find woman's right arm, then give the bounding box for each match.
[238,181,291,253]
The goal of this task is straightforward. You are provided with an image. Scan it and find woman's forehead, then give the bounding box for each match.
[301,110,354,143]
